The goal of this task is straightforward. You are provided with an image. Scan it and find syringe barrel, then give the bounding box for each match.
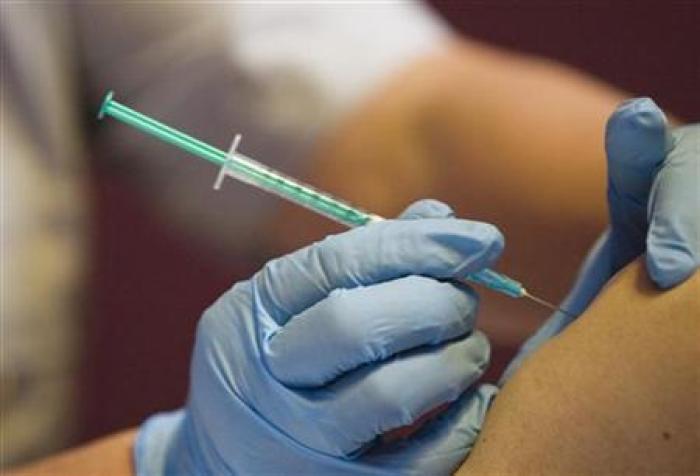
[464,268,524,298]
[99,91,376,228]
[219,155,379,228]
[98,91,525,300]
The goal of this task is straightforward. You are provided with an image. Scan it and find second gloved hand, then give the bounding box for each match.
[135,199,503,475]
[502,98,699,382]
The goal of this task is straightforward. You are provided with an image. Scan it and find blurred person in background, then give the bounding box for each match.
[2,2,449,466]
[1,0,697,472]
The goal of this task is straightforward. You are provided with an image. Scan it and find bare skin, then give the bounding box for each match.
[8,429,135,476]
[458,259,700,475]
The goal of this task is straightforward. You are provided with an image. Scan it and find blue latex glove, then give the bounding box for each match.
[135,199,503,475]
[502,98,699,382]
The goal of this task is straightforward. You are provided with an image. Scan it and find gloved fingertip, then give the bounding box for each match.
[465,224,505,272]
[360,384,498,473]
[611,97,665,131]
[439,383,498,430]
[476,383,499,413]
[420,383,498,453]
[606,97,670,170]
[646,247,697,289]
[488,225,505,260]
[411,384,497,450]
[399,199,455,220]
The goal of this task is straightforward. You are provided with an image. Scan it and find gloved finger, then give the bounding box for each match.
[646,124,700,288]
[398,199,455,220]
[265,276,478,387]
[605,97,671,270]
[312,331,490,457]
[253,215,503,325]
[359,384,498,476]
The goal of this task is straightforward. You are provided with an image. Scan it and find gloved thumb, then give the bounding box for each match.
[605,97,671,269]
[399,199,455,220]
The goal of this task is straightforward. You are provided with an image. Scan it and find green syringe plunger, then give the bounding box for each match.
[98,91,377,228]
[98,90,564,313]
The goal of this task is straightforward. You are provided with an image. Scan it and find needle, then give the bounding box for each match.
[522,291,575,318]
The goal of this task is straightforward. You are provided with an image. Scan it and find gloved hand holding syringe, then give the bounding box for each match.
[98,90,568,315]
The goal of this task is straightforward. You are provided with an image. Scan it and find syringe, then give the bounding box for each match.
[98,90,565,313]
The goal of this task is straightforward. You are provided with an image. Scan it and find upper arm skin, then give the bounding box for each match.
[458,259,699,475]
[8,429,136,476]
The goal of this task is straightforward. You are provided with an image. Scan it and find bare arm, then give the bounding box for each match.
[8,429,135,476]
[458,259,700,475]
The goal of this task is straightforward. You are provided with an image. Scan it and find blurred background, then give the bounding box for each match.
[1,1,698,468]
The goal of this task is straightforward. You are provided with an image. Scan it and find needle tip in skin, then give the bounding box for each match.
[522,290,576,318]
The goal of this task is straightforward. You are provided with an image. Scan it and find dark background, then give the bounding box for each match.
[80,1,699,443]
[431,1,699,119]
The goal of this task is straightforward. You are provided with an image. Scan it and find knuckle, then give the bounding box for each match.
[196,282,251,343]
[197,298,225,339]
[401,199,453,220]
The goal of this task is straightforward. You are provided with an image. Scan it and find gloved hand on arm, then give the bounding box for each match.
[502,98,699,382]
[135,200,504,475]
